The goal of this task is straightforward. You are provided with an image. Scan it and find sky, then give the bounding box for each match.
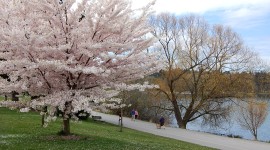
[132,0,270,66]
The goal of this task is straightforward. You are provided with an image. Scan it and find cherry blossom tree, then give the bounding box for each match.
[0,0,160,135]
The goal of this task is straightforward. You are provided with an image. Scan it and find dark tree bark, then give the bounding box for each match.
[62,118,70,135]
[60,101,72,135]
[11,91,19,101]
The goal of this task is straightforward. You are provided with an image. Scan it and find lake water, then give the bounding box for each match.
[170,103,270,141]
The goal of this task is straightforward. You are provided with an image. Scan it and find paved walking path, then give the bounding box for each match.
[93,112,270,150]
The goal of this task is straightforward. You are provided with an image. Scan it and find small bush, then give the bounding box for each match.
[75,110,90,120]
[227,134,243,139]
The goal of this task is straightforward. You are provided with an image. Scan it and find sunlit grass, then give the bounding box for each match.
[0,108,215,150]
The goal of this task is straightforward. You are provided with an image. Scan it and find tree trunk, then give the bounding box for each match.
[119,108,123,132]
[61,101,72,136]
[41,114,45,126]
[62,118,70,135]
[31,96,46,127]
[180,121,187,129]
[171,100,184,129]
[41,106,47,127]
[254,135,257,141]
[253,131,258,141]
[11,91,19,101]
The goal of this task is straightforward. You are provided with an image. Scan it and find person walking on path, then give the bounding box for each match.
[117,110,122,125]
[157,116,165,129]
[131,109,135,121]
[135,110,139,119]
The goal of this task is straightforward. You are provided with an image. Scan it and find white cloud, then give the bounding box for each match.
[132,0,270,14]
[221,5,270,29]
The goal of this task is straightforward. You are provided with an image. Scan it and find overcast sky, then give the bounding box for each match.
[132,0,270,65]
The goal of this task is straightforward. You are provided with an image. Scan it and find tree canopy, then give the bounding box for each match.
[150,13,259,129]
[0,0,160,135]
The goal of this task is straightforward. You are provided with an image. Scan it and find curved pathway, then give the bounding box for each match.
[93,112,270,150]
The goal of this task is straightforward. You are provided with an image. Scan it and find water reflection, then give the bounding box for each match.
[171,102,270,141]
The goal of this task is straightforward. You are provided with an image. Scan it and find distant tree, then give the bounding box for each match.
[115,78,170,124]
[238,100,268,140]
[106,81,158,132]
[150,13,258,129]
[0,0,160,135]
[255,72,270,97]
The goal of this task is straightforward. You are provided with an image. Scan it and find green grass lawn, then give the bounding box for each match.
[0,96,7,101]
[0,108,215,150]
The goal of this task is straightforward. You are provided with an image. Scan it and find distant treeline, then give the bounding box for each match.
[255,72,270,98]
[150,70,270,98]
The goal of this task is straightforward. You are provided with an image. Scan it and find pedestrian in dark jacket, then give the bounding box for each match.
[159,116,165,127]
[156,116,165,129]
[131,109,135,121]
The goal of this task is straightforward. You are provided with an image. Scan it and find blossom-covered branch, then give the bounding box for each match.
[0,0,160,135]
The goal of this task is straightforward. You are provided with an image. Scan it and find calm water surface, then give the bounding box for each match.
[171,101,270,141]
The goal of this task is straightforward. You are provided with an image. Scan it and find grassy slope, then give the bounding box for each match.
[0,108,215,150]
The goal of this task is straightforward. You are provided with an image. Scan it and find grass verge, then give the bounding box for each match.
[0,108,215,150]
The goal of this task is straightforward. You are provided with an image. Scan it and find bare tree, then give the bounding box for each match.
[238,100,268,140]
[150,13,257,129]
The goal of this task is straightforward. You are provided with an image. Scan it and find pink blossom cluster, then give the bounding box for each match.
[0,0,161,121]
